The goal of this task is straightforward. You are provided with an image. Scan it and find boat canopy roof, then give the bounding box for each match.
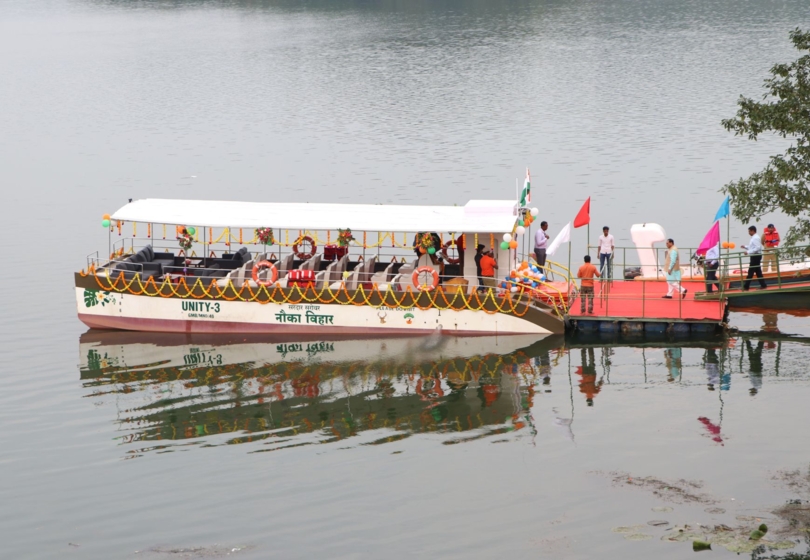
[111,198,520,233]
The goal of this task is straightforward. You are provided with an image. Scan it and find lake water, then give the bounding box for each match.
[1,0,809,558]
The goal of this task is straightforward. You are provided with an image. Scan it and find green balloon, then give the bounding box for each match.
[427,247,436,255]
[187,226,196,235]
[500,241,509,250]
[101,219,110,228]
[519,220,525,227]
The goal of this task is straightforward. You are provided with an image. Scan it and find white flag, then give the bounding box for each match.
[546,222,571,257]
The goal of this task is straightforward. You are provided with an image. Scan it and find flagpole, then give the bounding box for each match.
[587,223,590,255]
[567,239,572,297]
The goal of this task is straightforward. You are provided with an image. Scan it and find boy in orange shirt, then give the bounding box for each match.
[577,255,600,314]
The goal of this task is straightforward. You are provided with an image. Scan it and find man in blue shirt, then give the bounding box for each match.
[743,225,768,291]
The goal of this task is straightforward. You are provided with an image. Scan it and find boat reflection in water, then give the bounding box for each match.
[79,332,565,457]
[79,318,804,458]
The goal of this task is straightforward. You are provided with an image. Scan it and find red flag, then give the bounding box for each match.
[573,197,590,228]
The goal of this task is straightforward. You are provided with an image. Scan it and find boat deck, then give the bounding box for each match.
[567,280,725,324]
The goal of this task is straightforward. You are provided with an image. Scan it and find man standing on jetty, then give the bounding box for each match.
[663,238,687,299]
[534,221,549,271]
[763,223,780,272]
[743,225,768,291]
[598,226,615,279]
[577,255,600,314]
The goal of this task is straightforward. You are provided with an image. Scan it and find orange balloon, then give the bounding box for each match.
[729,242,736,249]
[721,242,729,249]
[418,246,426,254]
[102,213,111,220]
[509,240,518,249]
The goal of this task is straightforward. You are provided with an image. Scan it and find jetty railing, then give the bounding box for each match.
[563,275,725,321]
[588,243,810,288]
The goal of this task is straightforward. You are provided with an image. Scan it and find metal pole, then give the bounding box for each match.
[567,241,572,298]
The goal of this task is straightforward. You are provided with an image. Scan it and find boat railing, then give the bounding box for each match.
[703,245,810,294]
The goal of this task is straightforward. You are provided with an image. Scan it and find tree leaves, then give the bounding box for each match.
[722,28,810,245]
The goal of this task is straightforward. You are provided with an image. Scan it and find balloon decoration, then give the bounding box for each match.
[427,247,436,255]
[508,240,518,249]
[187,226,196,236]
[721,242,729,249]
[101,219,111,228]
[530,208,539,217]
[499,260,547,294]
[102,214,111,221]
[502,233,512,243]
[729,242,736,249]
[515,226,526,235]
[500,241,509,250]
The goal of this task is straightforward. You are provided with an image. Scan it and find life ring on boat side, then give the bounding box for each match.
[292,236,317,260]
[252,260,278,286]
[442,240,461,265]
[412,267,439,291]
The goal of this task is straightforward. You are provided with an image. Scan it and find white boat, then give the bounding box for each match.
[76,198,565,335]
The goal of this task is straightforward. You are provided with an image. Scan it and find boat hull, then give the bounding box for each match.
[75,287,558,335]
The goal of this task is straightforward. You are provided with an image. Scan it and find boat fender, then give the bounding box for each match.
[292,235,316,260]
[252,260,278,286]
[413,267,439,291]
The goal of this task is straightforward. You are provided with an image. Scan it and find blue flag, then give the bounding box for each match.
[714,196,730,221]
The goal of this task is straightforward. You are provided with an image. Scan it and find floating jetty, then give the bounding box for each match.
[567,280,726,335]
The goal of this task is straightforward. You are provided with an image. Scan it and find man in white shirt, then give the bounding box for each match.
[598,226,615,279]
[704,243,720,293]
[534,221,549,270]
[743,225,767,291]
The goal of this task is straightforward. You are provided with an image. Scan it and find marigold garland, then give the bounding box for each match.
[87,268,535,318]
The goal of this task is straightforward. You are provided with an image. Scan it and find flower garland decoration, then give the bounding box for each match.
[418,232,435,254]
[177,228,194,251]
[256,227,275,246]
[337,228,355,247]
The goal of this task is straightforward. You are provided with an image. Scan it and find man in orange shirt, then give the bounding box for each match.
[577,255,600,314]
[479,248,498,290]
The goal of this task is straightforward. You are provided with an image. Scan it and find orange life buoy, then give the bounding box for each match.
[442,239,461,265]
[412,267,439,291]
[293,235,316,260]
[252,260,278,286]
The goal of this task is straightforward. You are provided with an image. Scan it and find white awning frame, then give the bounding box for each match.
[110,198,521,234]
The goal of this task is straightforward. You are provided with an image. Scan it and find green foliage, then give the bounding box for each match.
[722,28,810,245]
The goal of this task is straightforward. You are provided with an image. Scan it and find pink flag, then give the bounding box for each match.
[696,221,721,255]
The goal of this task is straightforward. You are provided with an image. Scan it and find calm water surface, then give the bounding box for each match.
[1,0,809,558]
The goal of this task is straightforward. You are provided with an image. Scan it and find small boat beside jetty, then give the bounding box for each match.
[76,198,566,335]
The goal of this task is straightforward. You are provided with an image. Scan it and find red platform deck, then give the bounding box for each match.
[567,280,725,323]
